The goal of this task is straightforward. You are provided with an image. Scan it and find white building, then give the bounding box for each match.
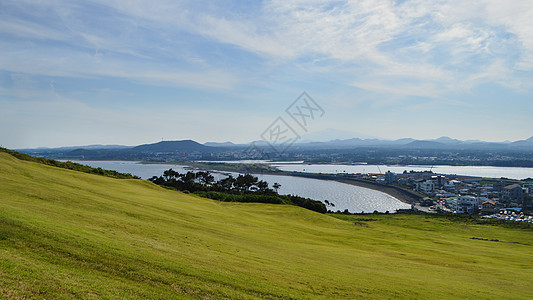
[416,180,435,194]
[385,171,397,184]
[453,195,478,214]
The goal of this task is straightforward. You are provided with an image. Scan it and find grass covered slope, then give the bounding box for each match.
[0,147,139,179]
[0,152,532,299]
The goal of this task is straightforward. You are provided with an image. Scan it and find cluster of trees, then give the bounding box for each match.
[149,170,278,194]
[149,169,326,213]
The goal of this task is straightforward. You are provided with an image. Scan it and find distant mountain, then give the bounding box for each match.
[508,136,533,148]
[132,140,216,153]
[327,138,395,147]
[68,144,132,150]
[289,135,533,151]
[393,138,416,144]
[17,135,533,161]
[18,144,132,152]
[432,136,462,144]
[299,128,381,143]
[289,137,417,149]
[37,140,223,160]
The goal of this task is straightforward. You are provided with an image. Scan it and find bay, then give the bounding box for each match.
[67,160,411,213]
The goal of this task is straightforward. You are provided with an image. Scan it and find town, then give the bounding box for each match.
[343,169,533,221]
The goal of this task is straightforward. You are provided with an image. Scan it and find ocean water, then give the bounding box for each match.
[271,163,533,180]
[68,160,410,213]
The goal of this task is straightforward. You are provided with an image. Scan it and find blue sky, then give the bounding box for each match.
[1,0,532,148]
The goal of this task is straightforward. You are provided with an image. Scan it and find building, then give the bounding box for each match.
[432,175,446,188]
[384,171,398,184]
[480,200,496,215]
[416,179,435,194]
[492,181,504,193]
[453,195,478,214]
[502,184,523,205]
[522,184,533,195]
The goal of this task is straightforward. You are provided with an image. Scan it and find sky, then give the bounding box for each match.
[1,0,532,148]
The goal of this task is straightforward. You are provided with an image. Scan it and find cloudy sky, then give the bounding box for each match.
[1,0,532,148]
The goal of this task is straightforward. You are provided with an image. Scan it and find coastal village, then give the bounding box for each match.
[341,169,533,222]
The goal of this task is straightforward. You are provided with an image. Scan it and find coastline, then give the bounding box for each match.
[335,178,423,205]
[177,162,423,205]
[63,160,474,206]
[189,164,422,205]
[283,173,423,205]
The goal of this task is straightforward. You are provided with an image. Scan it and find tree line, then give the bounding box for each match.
[149,169,326,213]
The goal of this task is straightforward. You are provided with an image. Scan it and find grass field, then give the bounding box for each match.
[1,152,532,299]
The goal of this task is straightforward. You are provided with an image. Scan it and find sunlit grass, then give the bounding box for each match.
[1,152,532,298]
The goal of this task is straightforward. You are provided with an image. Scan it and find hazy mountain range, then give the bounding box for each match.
[18,135,533,155]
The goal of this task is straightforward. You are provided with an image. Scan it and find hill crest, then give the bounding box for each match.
[132,140,215,152]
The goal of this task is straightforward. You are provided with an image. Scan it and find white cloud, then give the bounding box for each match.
[481,0,533,70]
[3,0,532,96]
[0,18,66,41]
[1,1,532,123]
[185,0,533,95]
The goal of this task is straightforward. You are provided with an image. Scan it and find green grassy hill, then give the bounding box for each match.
[1,152,532,299]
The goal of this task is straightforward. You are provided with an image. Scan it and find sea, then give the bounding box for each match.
[65,160,412,213]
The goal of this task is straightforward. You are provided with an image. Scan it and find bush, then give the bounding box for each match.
[151,168,327,214]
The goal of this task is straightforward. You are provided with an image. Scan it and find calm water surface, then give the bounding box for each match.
[197,160,533,179]
[271,164,533,180]
[69,160,410,213]
[256,174,409,213]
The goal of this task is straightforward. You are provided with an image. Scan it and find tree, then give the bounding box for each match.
[179,171,197,190]
[149,175,165,185]
[216,175,235,192]
[235,174,259,193]
[149,169,326,214]
[256,180,270,193]
[273,182,281,193]
[196,171,214,186]
[163,168,179,181]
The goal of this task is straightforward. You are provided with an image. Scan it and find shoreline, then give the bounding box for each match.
[63,159,525,207]
[186,163,423,205]
[337,178,423,205]
[283,173,423,205]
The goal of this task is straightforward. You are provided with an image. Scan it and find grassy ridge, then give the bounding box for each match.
[1,152,533,298]
[0,147,139,179]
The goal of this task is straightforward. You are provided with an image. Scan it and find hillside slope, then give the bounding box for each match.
[0,152,532,298]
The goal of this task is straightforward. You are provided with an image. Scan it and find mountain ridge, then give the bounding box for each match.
[16,136,533,160]
[132,140,215,153]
